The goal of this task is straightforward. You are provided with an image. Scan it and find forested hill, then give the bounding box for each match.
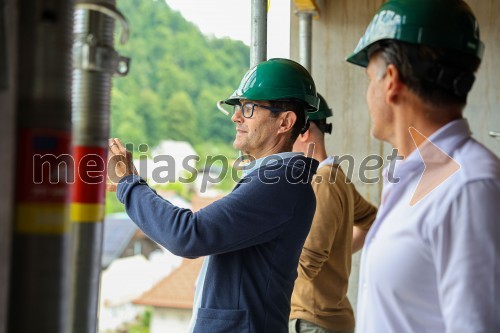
[111,0,250,149]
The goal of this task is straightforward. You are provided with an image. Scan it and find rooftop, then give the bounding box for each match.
[133,257,204,309]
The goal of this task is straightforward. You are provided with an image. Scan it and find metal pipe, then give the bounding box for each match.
[0,0,15,332]
[250,0,267,68]
[8,0,74,331]
[0,0,7,90]
[71,1,129,332]
[298,11,313,72]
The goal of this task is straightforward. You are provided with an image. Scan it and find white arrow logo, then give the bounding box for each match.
[409,127,461,206]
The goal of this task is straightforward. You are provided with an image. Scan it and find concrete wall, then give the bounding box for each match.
[0,0,17,332]
[291,0,390,206]
[290,0,389,316]
[289,0,500,317]
[291,0,500,185]
[465,0,500,151]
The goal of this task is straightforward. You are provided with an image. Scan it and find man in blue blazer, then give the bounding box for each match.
[107,58,320,333]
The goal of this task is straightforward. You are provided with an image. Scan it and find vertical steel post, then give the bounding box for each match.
[298,11,313,72]
[71,1,129,332]
[0,0,7,89]
[0,0,15,332]
[8,0,74,331]
[250,0,268,68]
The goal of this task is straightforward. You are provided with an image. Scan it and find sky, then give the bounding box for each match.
[164,0,290,59]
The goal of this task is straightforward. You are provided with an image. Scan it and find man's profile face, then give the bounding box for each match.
[366,53,394,143]
[231,99,282,159]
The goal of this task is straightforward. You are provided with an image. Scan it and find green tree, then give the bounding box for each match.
[110,0,249,149]
[164,91,197,144]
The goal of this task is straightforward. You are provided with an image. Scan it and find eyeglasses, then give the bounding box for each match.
[233,102,285,119]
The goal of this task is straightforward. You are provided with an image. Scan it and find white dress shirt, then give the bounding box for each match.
[356,119,500,333]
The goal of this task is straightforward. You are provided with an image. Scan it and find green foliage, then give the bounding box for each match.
[105,307,151,333]
[105,191,125,215]
[164,91,197,142]
[213,168,239,192]
[153,181,194,202]
[129,308,152,333]
[193,142,241,193]
[194,141,239,165]
[111,0,249,149]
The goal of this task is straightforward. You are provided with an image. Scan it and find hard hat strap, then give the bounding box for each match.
[300,115,310,134]
[413,61,476,97]
[311,119,333,134]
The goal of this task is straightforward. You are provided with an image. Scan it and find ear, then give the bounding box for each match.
[385,64,403,105]
[277,111,297,134]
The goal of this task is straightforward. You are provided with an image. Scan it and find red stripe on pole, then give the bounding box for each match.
[71,146,107,204]
[17,129,72,204]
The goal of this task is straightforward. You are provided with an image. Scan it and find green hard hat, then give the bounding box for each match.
[225,58,320,111]
[346,0,485,67]
[308,93,332,120]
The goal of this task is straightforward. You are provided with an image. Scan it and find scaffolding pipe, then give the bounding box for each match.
[0,0,7,89]
[71,1,129,332]
[250,0,267,68]
[298,11,313,72]
[0,0,15,332]
[7,0,74,331]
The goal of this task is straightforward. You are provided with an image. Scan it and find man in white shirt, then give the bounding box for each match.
[346,0,500,332]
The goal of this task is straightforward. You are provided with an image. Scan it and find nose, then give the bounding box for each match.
[231,109,243,123]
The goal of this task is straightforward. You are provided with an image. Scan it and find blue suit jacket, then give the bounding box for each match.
[117,155,318,332]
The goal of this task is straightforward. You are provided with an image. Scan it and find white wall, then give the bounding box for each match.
[99,303,145,332]
[150,307,192,333]
[99,254,181,331]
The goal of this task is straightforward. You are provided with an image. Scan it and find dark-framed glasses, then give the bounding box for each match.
[233,102,285,118]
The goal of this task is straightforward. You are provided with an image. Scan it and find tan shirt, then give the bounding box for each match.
[290,164,377,331]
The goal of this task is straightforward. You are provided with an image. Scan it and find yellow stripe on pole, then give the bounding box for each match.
[16,203,70,234]
[71,203,105,223]
[293,0,319,15]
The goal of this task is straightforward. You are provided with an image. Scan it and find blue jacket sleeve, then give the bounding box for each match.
[116,174,300,258]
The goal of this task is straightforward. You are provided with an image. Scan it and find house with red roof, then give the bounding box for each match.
[133,257,204,333]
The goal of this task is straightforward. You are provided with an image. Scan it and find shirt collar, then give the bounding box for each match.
[383,118,472,181]
[421,118,471,156]
[318,156,335,169]
[242,152,303,176]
